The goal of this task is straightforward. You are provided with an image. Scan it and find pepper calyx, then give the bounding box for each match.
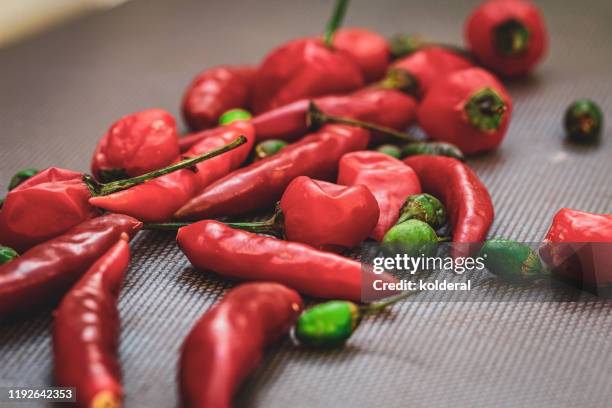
[493,18,530,57]
[464,87,508,132]
[564,99,603,144]
[377,68,419,96]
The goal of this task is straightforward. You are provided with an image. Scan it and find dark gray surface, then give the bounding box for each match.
[1,0,611,407]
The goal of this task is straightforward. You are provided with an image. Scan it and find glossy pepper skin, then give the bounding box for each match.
[182,65,256,131]
[180,283,302,408]
[417,67,512,154]
[177,221,398,301]
[91,109,180,182]
[279,176,379,250]
[0,214,141,319]
[337,151,421,241]
[250,38,364,114]
[466,0,547,77]
[0,168,99,252]
[175,125,369,220]
[333,28,390,82]
[53,234,130,408]
[539,208,612,287]
[391,47,473,98]
[404,155,494,257]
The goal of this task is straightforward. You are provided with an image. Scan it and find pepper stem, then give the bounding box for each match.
[494,19,530,56]
[464,88,507,132]
[389,33,474,61]
[360,291,416,315]
[84,135,247,196]
[306,102,419,142]
[324,0,350,47]
[375,68,419,95]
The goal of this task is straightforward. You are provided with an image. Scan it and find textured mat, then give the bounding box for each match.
[0,0,611,407]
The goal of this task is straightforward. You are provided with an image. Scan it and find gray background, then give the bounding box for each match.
[1,0,611,407]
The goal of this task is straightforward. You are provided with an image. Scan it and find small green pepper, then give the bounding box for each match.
[397,193,447,229]
[8,168,39,191]
[295,292,412,348]
[382,219,445,257]
[401,142,464,161]
[218,108,252,125]
[254,139,288,161]
[0,246,19,265]
[480,239,545,282]
[564,99,603,144]
[376,144,402,159]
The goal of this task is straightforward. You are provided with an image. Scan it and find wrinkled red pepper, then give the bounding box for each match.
[403,155,494,257]
[179,87,416,151]
[180,283,302,408]
[338,151,421,241]
[177,220,398,301]
[333,27,390,82]
[540,208,612,288]
[182,65,256,131]
[91,109,180,182]
[0,214,141,319]
[279,176,379,250]
[53,233,130,408]
[391,47,473,98]
[175,125,369,220]
[417,67,512,154]
[466,0,547,77]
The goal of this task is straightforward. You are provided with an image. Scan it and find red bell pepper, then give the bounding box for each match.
[175,125,370,220]
[417,67,512,154]
[333,27,390,82]
[338,151,421,241]
[182,65,256,131]
[91,109,180,182]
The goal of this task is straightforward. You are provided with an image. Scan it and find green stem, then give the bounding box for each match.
[324,0,350,47]
[361,291,416,314]
[143,222,191,231]
[306,102,419,142]
[389,33,474,61]
[83,135,247,197]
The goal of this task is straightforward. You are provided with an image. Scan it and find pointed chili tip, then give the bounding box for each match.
[119,232,130,242]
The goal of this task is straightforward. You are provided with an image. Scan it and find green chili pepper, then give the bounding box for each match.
[218,108,252,125]
[254,139,288,161]
[376,144,402,159]
[382,219,446,257]
[564,99,603,144]
[480,239,545,282]
[401,142,464,161]
[0,246,19,265]
[397,193,447,229]
[8,168,39,191]
[295,292,412,348]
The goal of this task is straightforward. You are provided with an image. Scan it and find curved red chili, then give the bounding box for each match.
[175,125,369,220]
[403,155,494,257]
[91,109,180,182]
[338,151,421,241]
[182,65,256,131]
[0,214,141,319]
[177,220,398,301]
[466,0,547,77]
[417,67,513,154]
[53,233,130,408]
[279,176,379,250]
[333,27,390,82]
[180,283,302,408]
[390,47,473,98]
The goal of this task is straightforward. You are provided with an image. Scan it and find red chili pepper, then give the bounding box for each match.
[180,283,302,408]
[333,27,390,82]
[390,47,473,98]
[91,109,180,182]
[403,155,494,257]
[178,87,416,151]
[175,125,369,220]
[279,176,379,250]
[338,151,421,241]
[417,67,512,154]
[53,233,130,408]
[182,65,256,131]
[465,0,547,77]
[0,214,141,319]
[177,220,398,301]
[540,208,612,287]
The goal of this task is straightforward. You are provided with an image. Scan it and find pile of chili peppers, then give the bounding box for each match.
[1,0,610,407]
